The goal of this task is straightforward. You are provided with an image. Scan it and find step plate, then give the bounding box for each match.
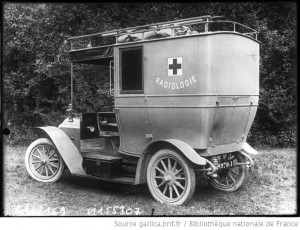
[82,152,122,160]
[73,172,135,184]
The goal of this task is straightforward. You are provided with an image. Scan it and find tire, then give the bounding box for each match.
[147,149,196,205]
[208,151,247,192]
[25,138,65,183]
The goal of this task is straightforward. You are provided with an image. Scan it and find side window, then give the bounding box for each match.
[120,47,143,93]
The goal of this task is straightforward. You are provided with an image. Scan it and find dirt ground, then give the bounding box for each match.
[3,145,297,216]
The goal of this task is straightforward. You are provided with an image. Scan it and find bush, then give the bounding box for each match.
[248,125,296,148]
[277,127,297,147]
[5,111,65,145]
[4,125,40,146]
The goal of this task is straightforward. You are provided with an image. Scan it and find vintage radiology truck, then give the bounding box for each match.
[25,15,259,205]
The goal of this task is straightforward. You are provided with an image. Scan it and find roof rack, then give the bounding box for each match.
[68,15,258,51]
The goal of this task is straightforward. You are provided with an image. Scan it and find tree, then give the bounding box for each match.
[3,3,297,146]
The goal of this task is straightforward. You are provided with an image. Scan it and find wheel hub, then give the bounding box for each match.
[41,157,49,165]
[164,170,176,185]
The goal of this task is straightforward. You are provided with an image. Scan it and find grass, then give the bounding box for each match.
[3,145,297,216]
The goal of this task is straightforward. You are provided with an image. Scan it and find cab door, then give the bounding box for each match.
[114,45,152,155]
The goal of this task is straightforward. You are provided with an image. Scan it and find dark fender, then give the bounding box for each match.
[134,139,207,184]
[36,126,85,174]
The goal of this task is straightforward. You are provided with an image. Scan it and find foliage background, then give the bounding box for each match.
[3,2,297,147]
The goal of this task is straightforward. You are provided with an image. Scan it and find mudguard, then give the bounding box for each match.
[135,139,207,184]
[36,126,85,174]
[241,142,258,155]
[159,139,207,165]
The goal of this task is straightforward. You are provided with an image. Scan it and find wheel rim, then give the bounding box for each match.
[150,155,188,203]
[28,144,61,180]
[211,152,244,189]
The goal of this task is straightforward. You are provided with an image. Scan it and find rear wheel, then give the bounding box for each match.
[208,152,246,192]
[147,149,196,205]
[25,138,65,182]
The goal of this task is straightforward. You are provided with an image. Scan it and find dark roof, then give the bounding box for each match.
[69,45,113,65]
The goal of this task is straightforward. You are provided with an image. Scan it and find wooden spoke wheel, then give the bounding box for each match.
[25,138,65,182]
[147,149,195,205]
[209,152,246,192]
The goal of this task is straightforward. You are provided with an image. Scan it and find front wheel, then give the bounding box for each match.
[147,149,196,205]
[25,138,65,183]
[208,151,247,192]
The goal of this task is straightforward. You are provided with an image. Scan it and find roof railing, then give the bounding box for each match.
[68,16,258,51]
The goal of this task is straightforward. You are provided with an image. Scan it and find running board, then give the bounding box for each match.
[82,152,121,159]
[72,172,135,184]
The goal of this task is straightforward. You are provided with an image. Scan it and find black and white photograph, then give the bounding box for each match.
[1,2,297,221]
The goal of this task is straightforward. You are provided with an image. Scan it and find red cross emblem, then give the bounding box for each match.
[168,57,182,76]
